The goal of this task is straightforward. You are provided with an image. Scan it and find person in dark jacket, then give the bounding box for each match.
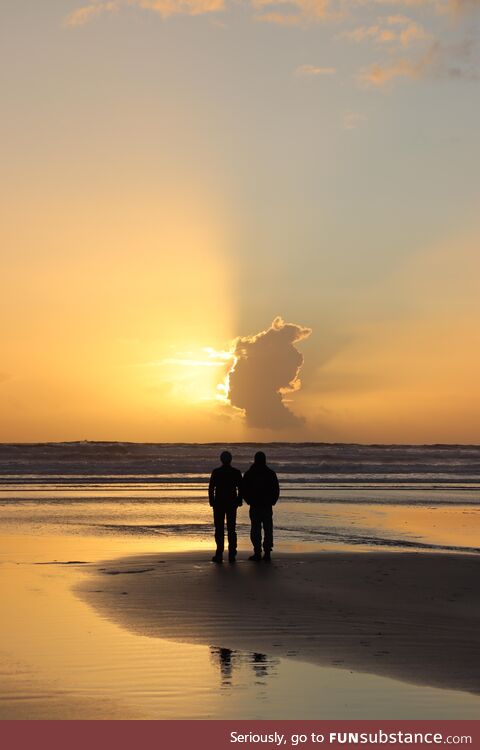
[208,451,243,563]
[241,451,279,561]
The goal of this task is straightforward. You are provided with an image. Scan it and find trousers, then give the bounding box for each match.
[213,505,237,554]
[249,505,273,553]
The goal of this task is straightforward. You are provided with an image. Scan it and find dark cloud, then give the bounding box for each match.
[228,317,312,429]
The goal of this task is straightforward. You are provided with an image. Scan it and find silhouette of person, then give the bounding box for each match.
[209,451,242,563]
[241,451,279,561]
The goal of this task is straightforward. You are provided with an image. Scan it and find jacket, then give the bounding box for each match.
[208,465,243,507]
[241,464,280,507]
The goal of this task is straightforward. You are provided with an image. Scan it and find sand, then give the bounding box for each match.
[76,551,480,696]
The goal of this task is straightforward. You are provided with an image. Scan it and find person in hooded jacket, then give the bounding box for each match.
[208,450,243,563]
[241,451,279,561]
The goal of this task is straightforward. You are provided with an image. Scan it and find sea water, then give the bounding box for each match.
[0,442,478,719]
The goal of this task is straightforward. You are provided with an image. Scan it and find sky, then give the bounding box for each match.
[0,0,479,443]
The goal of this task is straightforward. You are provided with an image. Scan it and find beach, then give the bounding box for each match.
[0,442,479,719]
[77,551,480,696]
[4,0,480,727]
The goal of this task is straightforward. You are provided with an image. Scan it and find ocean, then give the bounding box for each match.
[1,442,479,554]
[0,442,479,720]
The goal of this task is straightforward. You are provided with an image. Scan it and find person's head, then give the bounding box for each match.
[220,450,232,466]
[254,451,267,466]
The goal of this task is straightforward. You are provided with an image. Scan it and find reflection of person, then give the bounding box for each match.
[252,652,269,682]
[208,451,242,563]
[210,646,277,688]
[241,451,280,561]
[210,646,234,685]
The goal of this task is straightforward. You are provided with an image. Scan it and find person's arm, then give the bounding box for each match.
[272,471,280,505]
[208,471,216,507]
[240,473,250,505]
[236,470,243,507]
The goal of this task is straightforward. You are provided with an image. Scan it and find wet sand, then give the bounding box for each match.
[76,551,480,696]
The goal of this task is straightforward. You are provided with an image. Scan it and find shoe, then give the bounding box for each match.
[263,551,271,562]
[211,554,223,563]
[248,553,262,561]
[228,553,236,563]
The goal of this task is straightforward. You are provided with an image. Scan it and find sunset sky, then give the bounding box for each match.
[1,0,479,443]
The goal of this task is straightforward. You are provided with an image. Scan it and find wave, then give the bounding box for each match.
[89,521,480,554]
[1,441,479,479]
[1,497,478,508]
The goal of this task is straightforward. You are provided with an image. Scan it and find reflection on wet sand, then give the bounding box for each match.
[210,647,279,687]
[1,535,479,719]
[77,551,480,697]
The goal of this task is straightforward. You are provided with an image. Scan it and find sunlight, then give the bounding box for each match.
[155,346,236,405]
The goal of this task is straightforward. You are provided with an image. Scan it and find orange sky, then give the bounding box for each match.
[1,2,479,443]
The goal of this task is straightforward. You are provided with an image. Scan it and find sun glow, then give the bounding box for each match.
[0,172,238,440]
[208,348,238,405]
[153,345,236,406]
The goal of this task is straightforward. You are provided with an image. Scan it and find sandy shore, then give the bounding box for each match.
[76,551,480,696]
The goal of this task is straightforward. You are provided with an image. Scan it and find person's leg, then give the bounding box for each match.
[249,506,262,559]
[262,506,273,559]
[226,507,237,560]
[213,506,225,561]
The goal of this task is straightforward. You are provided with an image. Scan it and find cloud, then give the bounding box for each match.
[68,0,338,27]
[368,0,456,10]
[434,37,480,79]
[359,37,479,86]
[66,0,224,26]
[343,24,397,43]
[295,64,336,75]
[252,0,337,25]
[66,0,480,30]
[66,1,120,26]
[342,16,428,47]
[359,56,420,85]
[227,316,312,429]
[66,0,479,89]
